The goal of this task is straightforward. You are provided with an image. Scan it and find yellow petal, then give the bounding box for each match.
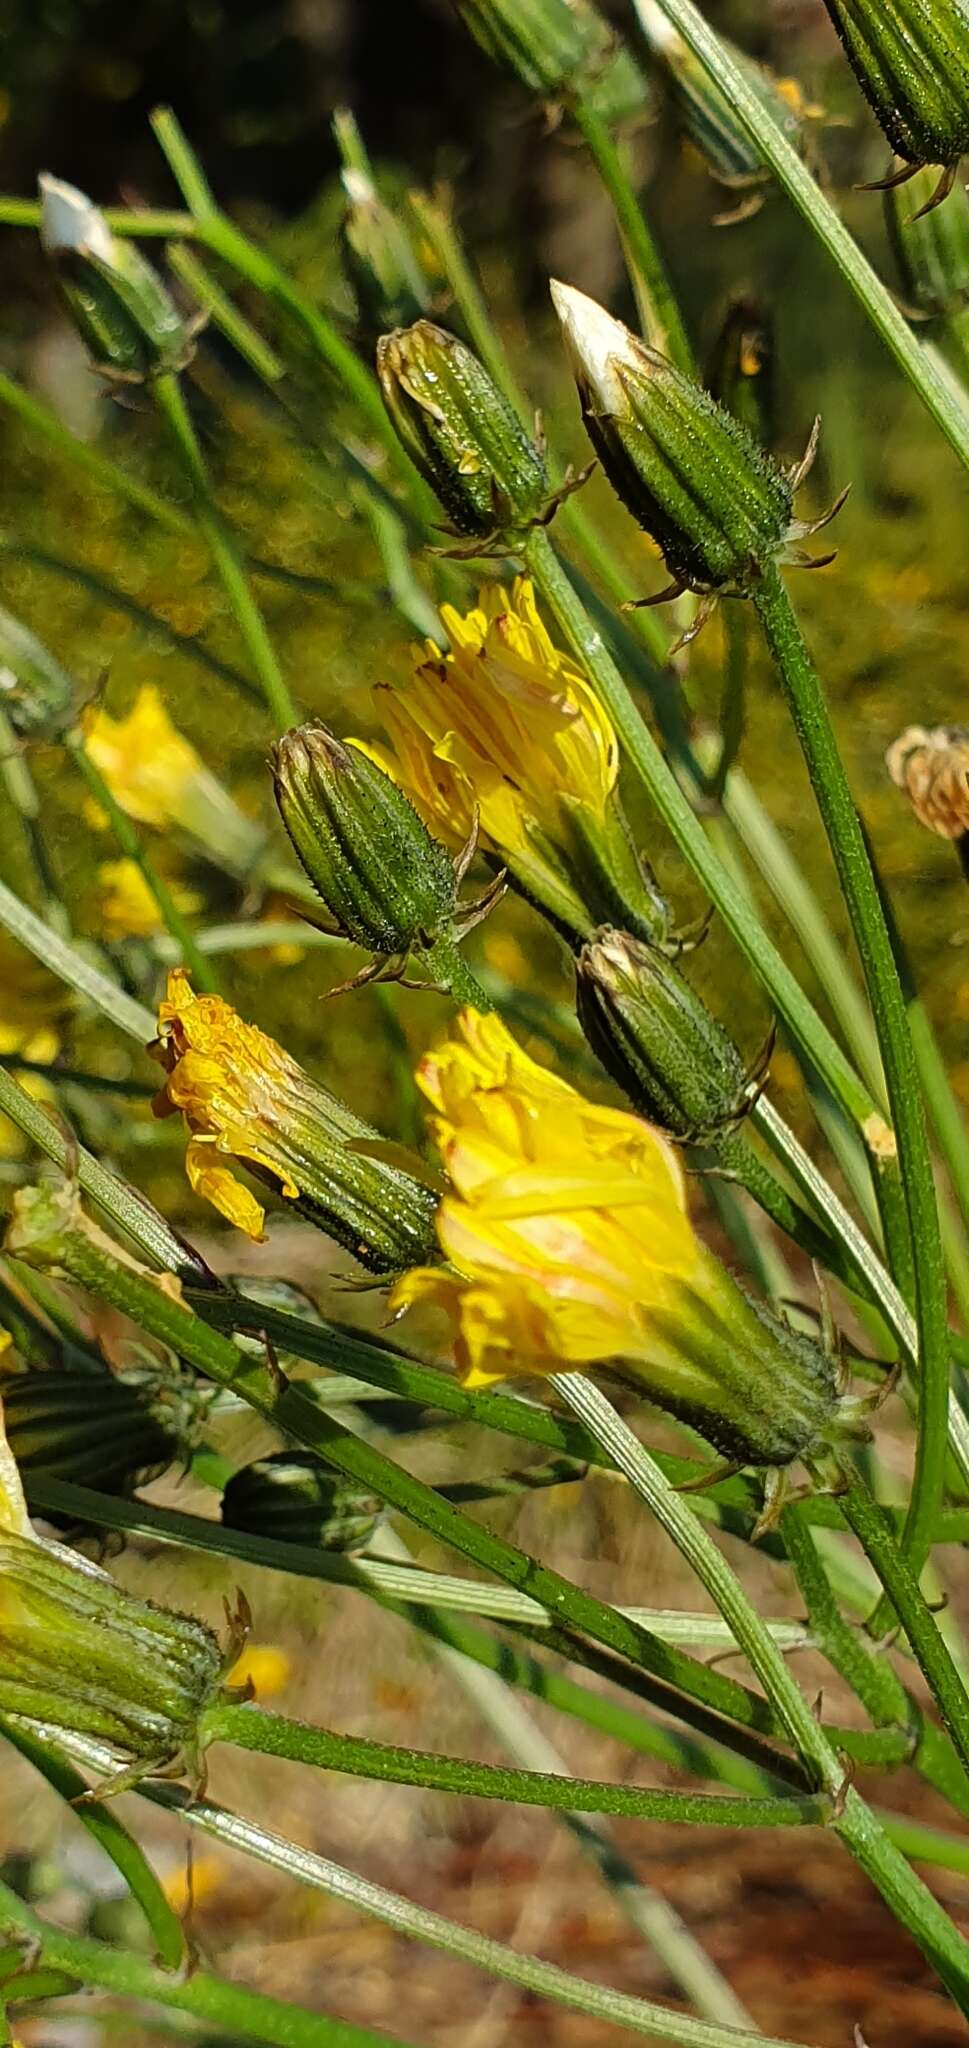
[185,1139,266,1240]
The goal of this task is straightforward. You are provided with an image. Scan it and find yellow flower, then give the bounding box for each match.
[149,972,437,1272]
[391,1010,845,1468]
[83,685,263,877]
[364,579,647,939]
[97,857,203,941]
[0,935,70,1160]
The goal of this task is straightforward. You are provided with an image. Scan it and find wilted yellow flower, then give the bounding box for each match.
[366,580,657,940]
[97,857,203,941]
[886,724,969,841]
[84,685,263,878]
[150,971,437,1272]
[392,1010,848,1468]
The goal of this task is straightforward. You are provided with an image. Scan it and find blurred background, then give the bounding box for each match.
[0,1,967,2042]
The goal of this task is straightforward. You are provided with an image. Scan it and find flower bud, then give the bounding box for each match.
[632,1,815,200]
[552,281,794,599]
[272,724,460,958]
[2,1366,201,1494]
[576,928,752,1141]
[0,1383,226,1781]
[450,0,648,126]
[0,606,77,741]
[821,0,969,194]
[885,167,969,317]
[151,970,439,1271]
[39,175,191,382]
[335,112,430,349]
[886,724,969,840]
[222,1453,382,1552]
[376,321,549,542]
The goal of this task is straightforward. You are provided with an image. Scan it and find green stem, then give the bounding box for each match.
[0,876,155,1039]
[0,1720,187,1970]
[0,705,65,925]
[408,189,522,413]
[752,564,950,1580]
[421,933,493,1008]
[67,730,219,993]
[0,1876,404,2048]
[205,1701,827,1829]
[572,100,694,375]
[167,241,286,384]
[641,0,969,473]
[551,1374,969,2010]
[833,1464,969,1786]
[152,371,296,729]
[0,366,193,535]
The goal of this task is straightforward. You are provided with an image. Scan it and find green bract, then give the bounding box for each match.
[552,281,794,596]
[576,927,755,1144]
[376,320,549,541]
[450,0,648,124]
[39,174,191,381]
[272,723,459,957]
[822,0,969,174]
[222,1454,383,1552]
[885,167,969,316]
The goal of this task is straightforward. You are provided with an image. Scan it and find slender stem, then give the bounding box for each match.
[408,189,523,412]
[833,1464,969,1786]
[522,529,877,1135]
[0,1876,402,2048]
[0,1720,187,1970]
[639,0,969,473]
[205,1701,827,1829]
[0,876,155,1039]
[752,564,950,1580]
[0,706,66,926]
[67,731,219,993]
[167,241,286,384]
[551,1375,969,2011]
[572,100,694,375]
[152,372,296,728]
[0,367,193,534]
[421,933,493,1009]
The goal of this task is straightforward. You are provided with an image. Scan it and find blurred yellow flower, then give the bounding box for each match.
[228,1642,292,1698]
[97,857,203,941]
[391,1007,694,1389]
[364,578,628,935]
[83,685,263,877]
[0,934,70,1159]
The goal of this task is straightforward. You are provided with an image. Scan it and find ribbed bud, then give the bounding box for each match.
[272,724,459,957]
[451,0,648,125]
[3,1367,199,1494]
[0,607,77,741]
[222,1454,382,1552]
[0,1384,225,1780]
[633,0,813,193]
[552,282,793,596]
[821,0,969,175]
[335,112,429,349]
[576,928,751,1142]
[39,175,190,382]
[885,168,969,316]
[376,321,549,541]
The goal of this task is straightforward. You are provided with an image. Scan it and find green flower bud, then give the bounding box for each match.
[552,282,794,598]
[272,724,460,959]
[222,1454,382,1552]
[451,0,649,125]
[376,321,549,543]
[334,112,430,349]
[633,0,814,196]
[0,1388,227,1783]
[576,927,753,1143]
[39,175,191,382]
[821,0,969,183]
[0,606,77,741]
[885,166,969,315]
[2,1366,200,1495]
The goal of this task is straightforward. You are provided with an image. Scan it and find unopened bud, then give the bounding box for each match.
[822,0,969,186]
[576,928,753,1141]
[376,321,548,542]
[222,1454,382,1553]
[451,0,648,125]
[39,175,190,382]
[632,1,815,200]
[0,607,77,741]
[335,112,429,348]
[3,1366,201,1495]
[552,282,795,598]
[272,724,460,958]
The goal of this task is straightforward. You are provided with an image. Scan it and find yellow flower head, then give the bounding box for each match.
[390,1008,696,1388]
[97,857,203,941]
[84,686,262,877]
[149,972,439,1272]
[369,578,617,865]
[150,969,303,1239]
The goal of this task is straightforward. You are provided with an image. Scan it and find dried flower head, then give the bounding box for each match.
[885,724,969,840]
